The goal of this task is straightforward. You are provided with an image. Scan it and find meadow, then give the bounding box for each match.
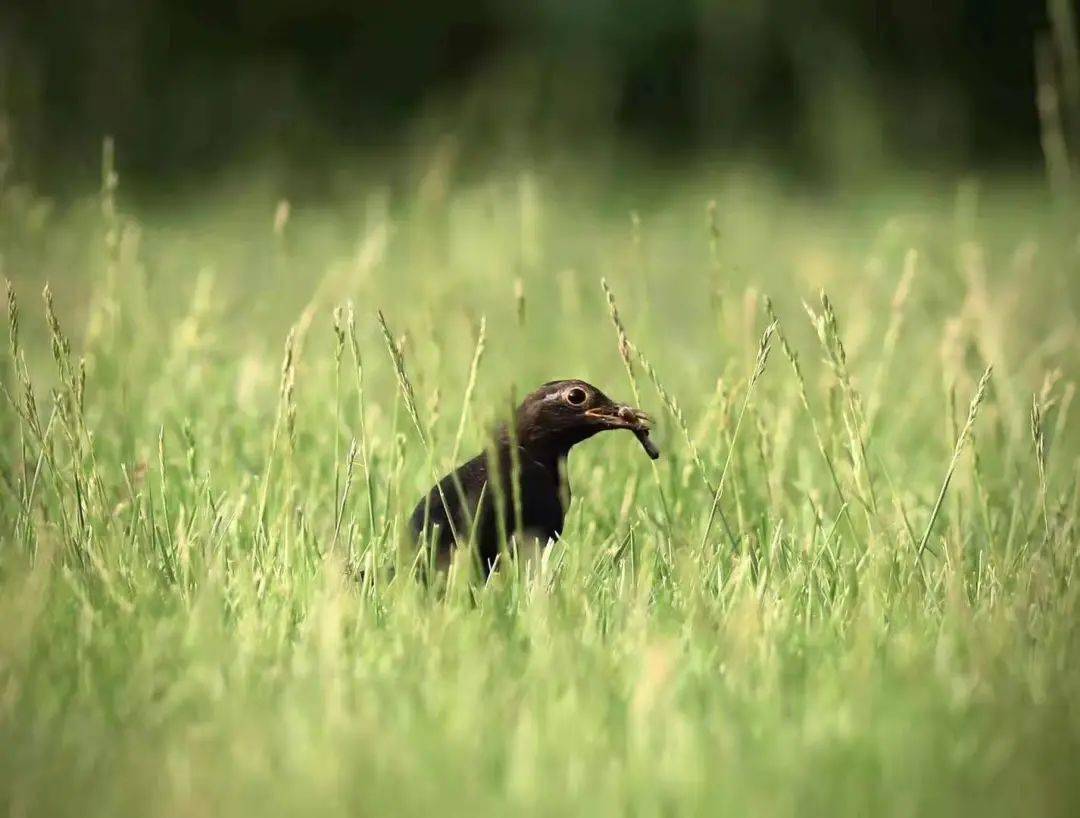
[0,154,1078,817]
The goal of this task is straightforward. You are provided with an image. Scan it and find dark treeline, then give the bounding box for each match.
[0,0,1060,189]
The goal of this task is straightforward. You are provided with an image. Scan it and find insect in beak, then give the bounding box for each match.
[584,404,660,459]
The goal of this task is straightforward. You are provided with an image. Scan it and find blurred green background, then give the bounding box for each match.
[0,0,1059,197]
[3,6,1080,818]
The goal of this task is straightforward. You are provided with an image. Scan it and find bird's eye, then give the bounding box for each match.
[565,387,588,406]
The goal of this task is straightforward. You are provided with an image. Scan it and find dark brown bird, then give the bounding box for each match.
[409,379,659,573]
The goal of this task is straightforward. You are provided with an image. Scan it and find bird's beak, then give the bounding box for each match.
[585,404,661,459]
[584,404,652,430]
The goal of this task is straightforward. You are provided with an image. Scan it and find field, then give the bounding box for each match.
[1,158,1079,817]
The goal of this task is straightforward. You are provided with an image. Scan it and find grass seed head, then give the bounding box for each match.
[5,277,17,361]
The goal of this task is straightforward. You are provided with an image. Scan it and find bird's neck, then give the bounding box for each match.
[494,426,568,475]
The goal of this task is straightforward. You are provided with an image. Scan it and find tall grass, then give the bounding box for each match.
[0,161,1078,818]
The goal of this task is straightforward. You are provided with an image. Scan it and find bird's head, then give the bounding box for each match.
[510,379,660,459]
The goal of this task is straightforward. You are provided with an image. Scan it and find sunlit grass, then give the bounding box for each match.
[0,159,1078,817]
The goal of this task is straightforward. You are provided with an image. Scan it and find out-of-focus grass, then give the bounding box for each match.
[0,158,1078,818]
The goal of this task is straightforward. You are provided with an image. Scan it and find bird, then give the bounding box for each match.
[409,379,659,574]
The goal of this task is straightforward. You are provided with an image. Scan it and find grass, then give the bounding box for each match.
[0,158,1079,817]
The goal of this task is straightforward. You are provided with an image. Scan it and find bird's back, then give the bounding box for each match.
[409,452,489,561]
[408,447,567,572]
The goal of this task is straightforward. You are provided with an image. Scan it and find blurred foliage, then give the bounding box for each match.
[0,0,1055,193]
